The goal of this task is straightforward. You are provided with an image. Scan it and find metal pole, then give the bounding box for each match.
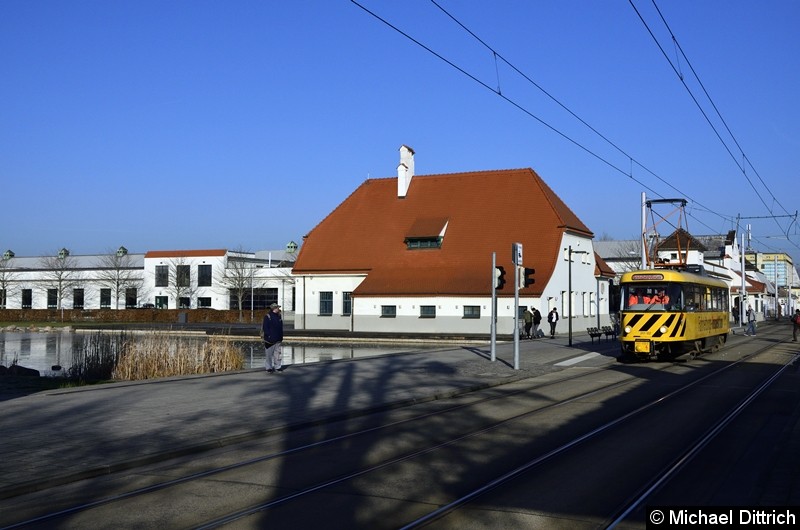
[568,245,573,346]
[641,192,647,269]
[775,255,779,320]
[740,232,746,328]
[514,264,519,370]
[491,252,496,362]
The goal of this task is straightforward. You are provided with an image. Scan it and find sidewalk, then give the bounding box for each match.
[0,333,619,500]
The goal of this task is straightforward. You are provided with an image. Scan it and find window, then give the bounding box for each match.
[420,305,436,318]
[125,288,137,309]
[177,265,191,288]
[198,264,212,287]
[178,297,191,309]
[22,289,32,309]
[0,289,5,309]
[155,265,168,287]
[342,292,352,316]
[381,305,397,318]
[47,289,58,309]
[463,305,480,319]
[405,237,442,249]
[198,297,212,308]
[100,288,111,309]
[155,296,168,309]
[229,287,277,310]
[73,288,84,309]
[319,291,333,316]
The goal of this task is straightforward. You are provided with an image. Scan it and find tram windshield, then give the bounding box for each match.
[622,283,682,311]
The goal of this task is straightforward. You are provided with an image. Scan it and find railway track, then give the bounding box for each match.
[1,337,796,529]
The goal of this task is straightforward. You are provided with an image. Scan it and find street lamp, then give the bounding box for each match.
[567,245,589,347]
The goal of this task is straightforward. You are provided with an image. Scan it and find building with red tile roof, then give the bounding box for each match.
[292,146,615,335]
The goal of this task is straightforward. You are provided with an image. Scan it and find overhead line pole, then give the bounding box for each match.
[491,252,496,362]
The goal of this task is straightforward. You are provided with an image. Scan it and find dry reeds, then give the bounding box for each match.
[112,333,244,381]
[70,331,244,382]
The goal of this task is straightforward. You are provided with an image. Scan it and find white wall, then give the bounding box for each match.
[292,232,611,335]
[294,274,367,330]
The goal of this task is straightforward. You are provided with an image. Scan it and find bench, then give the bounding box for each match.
[587,327,603,343]
[601,325,617,340]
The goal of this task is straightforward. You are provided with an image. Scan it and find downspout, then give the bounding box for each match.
[596,277,601,328]
[302,276,307,330]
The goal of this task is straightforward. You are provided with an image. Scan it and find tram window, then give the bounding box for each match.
[624,283,678,310]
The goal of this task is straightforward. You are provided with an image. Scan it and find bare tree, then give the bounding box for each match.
[95,247,143,309]
[215,248,261,322]
[0,254,20,308]
[610,240,644,273]
[39,249,81,318]
[164,257,197,309]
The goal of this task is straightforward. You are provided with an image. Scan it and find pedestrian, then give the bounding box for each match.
[628,288,644,307]
[650,289,669,304]
[262,303,284,372]
[744,304,757,336]
[532,308,542,338]
[523,307,533,339]
[732,305,739,325]
[547,308,559,338]
[792,309,800,342]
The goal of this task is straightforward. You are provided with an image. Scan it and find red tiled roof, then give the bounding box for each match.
[594,253,616,278]
[733,270,768,293]
[145,249,227,258]
[293,169,593,297]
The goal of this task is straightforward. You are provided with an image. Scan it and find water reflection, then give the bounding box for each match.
[0,332,441,376]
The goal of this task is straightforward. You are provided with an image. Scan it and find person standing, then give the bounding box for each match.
[547,308,559,338]
[532,308,542,339]
[523,307,533,339]
[744,304,757,336]
[262,303,284,372]
[792,309,800,342]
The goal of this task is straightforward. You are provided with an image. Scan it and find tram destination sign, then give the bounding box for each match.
[631,273,665,281]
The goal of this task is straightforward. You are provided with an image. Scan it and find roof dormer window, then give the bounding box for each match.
[406,237,442,249]
[405,217,448,250]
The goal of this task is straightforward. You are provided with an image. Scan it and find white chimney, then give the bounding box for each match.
[397,145,415,198]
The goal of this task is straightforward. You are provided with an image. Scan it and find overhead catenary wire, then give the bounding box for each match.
[351,0,798,257]
[350,0,658,195]
[632,0,797,247]
[353,0,734,238]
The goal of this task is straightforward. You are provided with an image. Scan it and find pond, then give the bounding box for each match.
[0,331,445,376]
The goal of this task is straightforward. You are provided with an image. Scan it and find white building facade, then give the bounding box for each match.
[0,247,296,312]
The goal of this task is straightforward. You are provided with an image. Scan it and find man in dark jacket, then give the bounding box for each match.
[548,308,559,338]
[532,308,542,338]
[262,303,284,372]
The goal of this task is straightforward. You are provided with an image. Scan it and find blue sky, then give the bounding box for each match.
[2,1,798,264]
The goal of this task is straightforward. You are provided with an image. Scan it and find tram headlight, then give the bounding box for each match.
[624,325,632,334]
[660,326,668,334]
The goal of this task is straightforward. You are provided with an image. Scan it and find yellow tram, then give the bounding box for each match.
[619,268,730,360]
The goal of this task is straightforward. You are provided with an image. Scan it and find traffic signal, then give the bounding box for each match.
[521,267,535,288]
[495,266,506,290]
